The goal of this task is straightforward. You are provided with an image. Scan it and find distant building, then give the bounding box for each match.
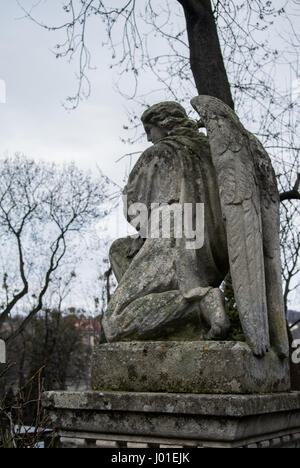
[74,317,102,348]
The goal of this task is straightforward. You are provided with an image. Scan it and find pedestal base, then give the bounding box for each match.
[91,341,290,394]
[42,391,300,448]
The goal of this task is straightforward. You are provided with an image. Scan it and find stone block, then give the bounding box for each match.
[42,390,300,448]
[91,340,290,394]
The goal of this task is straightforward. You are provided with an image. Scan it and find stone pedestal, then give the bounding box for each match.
[91,341,290,394]
[42,391,300,448]
[42,340,297,448]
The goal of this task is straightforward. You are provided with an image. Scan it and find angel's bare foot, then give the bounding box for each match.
[200,288,230,340]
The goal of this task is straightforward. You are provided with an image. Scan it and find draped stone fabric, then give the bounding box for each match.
[124,134,228,291]
[102,98,289,360]
[103,131,229,343]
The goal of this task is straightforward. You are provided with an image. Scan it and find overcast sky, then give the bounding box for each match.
[0,0,152,188]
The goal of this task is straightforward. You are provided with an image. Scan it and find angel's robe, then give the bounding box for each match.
[124,133,229,290]
[103,133,229,342]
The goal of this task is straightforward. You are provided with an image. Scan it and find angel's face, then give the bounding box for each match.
[144,123,168,143]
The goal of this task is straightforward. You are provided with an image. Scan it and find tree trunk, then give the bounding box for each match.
[177,0,234,109]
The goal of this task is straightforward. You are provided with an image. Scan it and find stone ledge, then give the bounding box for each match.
[42,391,300,446]
[43,391,300,418]
[91,341,290,394]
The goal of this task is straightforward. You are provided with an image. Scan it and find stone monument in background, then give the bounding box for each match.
[43,97,300,449]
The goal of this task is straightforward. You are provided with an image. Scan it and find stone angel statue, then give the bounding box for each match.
[102,97,289,359]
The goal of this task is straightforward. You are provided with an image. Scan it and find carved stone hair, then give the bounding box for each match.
[141,101,200,139]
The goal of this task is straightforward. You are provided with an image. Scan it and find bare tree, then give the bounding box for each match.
[27,308,90,391]
[0,154,110,343]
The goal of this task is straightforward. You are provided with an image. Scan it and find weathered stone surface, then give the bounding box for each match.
[102,98,289,363]
[192,95,289,359]
[0,339,5,364]
[42,390,300,417]
[103,101,230,346]
[91,341,290,394]
[42,390,300,447]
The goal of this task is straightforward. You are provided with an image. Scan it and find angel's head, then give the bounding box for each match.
[141,101,200,143]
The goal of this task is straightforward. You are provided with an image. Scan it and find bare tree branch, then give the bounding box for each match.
[0,155,111,343]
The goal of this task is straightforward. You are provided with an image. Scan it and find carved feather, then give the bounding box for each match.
[192,95,270,356]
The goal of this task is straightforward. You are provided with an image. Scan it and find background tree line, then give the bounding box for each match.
[0,154,114,414]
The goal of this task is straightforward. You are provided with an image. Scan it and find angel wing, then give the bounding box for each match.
[248,133,289,358]
[192,95,270,357]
